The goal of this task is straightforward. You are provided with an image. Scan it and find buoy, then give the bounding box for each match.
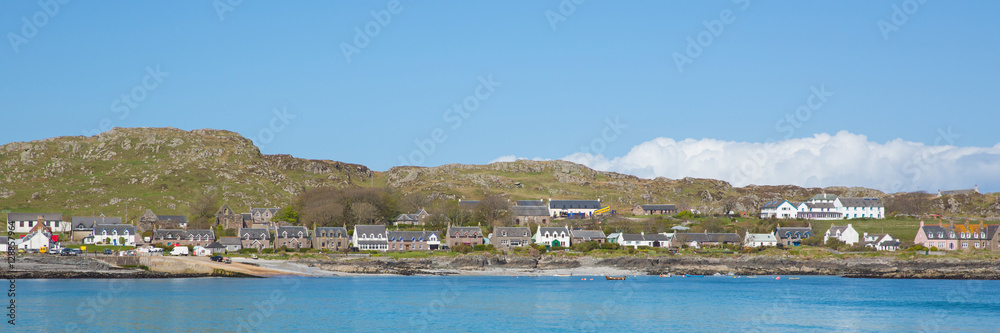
[589,278,593,281]
[776,276,781,280]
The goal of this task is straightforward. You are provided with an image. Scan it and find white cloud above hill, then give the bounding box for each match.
[494,131,1000,193]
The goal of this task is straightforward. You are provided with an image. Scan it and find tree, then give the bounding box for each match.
[675,210,694,219]
[475,194,511,225]
[189,194,218,229]
[351,202,378,224]
[274,207,299,224]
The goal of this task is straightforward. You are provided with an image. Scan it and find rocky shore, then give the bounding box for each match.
[1,255,256,279]
[6,254,1000,280]
[296,254,1000,280]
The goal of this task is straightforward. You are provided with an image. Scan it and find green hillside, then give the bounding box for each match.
[2,127,998,225]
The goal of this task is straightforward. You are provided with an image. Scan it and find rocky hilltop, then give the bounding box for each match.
[1,127,997,219]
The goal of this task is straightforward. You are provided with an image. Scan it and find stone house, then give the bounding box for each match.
[491,227,532,251]
[630,204,677,216]
[215,204,243,230]
[239,228,272,250]
[274,226,310,250]
[313,227,349,251]
[447,226,483,248]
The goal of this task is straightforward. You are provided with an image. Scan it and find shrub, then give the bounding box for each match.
[473,244,487,252]
[528,248,540,257]
[572,241,600,252]
[452,245,473,254]
[261,248,275,254]
[485,244,496,251]
[298,248,311,253]
[930,246,939,251]
[599,243,620,250]
[675,210,694,219]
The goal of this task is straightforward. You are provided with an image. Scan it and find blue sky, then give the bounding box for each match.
[2,1,998,192]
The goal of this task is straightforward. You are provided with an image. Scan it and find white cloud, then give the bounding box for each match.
[556,131,1000,193]
[489,155,550,164]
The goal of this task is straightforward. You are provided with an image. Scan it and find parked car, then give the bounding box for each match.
[59,248,73,256]
[210,255,224,262]
[250,254,258,260]
[223,258,232,264]
[69,249,81,256]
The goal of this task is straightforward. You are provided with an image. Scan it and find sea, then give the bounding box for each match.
[13,275,1000,332]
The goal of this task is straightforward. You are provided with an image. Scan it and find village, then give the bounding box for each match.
[6,189,999,258]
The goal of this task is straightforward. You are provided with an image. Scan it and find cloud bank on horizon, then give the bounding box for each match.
[491,131,1000,193]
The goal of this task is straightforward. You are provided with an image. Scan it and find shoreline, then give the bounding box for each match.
[6,254,1000,280]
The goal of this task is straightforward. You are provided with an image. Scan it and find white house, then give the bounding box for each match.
[352,225,388,252]
[7,213,68,233]
[534,226,571,247]
[92,224,137,246]
[760,194,884,220]
[548,199,601,218]
[18,223,54,251]
[759,200,799,219]
[744,232,778,247]
[618,232,672,248]
[862,233,900,251]
[824,224,860,245]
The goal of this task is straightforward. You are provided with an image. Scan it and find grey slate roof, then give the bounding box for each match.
[513,206,550,216]
[549,200,601,209]
[571,229,606,240]
[804,202,836,209]
[355,225,387,236]
[458,200,479,209]
[761,201,784,209]
[515,200,546,207]
[239,228,270,240]
[250,208,279,215]
[388,231,438,242]
[827,225,849,234]
[495,227,531,237]
[775,227,813,239]
[205,241,226,249]
[673,233,741,243]
[394,214,419,222]
[276,226,308,238]
[810,194,838,201]
[315,227,348,238]
[449,227,482,237]
[838,198,883,208]
[641,204,676,211]
[7,213,63,221]
[72,216,123,230]
[156,215,188,224]
[219,237,242,246]
[539,227,570,235]
[93,224,136,235]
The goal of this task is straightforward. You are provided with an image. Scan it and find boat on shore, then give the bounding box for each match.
[659,273,672,277]
[788,277,801,280]
[605,276,627,280]
[683,274,703,278]
[554,274,572,277]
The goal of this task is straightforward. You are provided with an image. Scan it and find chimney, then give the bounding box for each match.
[919,220,924,227]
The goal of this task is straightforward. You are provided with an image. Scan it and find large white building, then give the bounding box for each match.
[760,194,884,220]
[548,199,601,218]
[7,213,69,233]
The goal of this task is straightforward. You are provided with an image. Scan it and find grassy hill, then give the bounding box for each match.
[2,127,998,224]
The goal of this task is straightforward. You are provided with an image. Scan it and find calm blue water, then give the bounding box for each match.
[13,276,1000,332]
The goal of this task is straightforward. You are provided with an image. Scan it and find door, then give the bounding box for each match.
[551,240,560,247]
